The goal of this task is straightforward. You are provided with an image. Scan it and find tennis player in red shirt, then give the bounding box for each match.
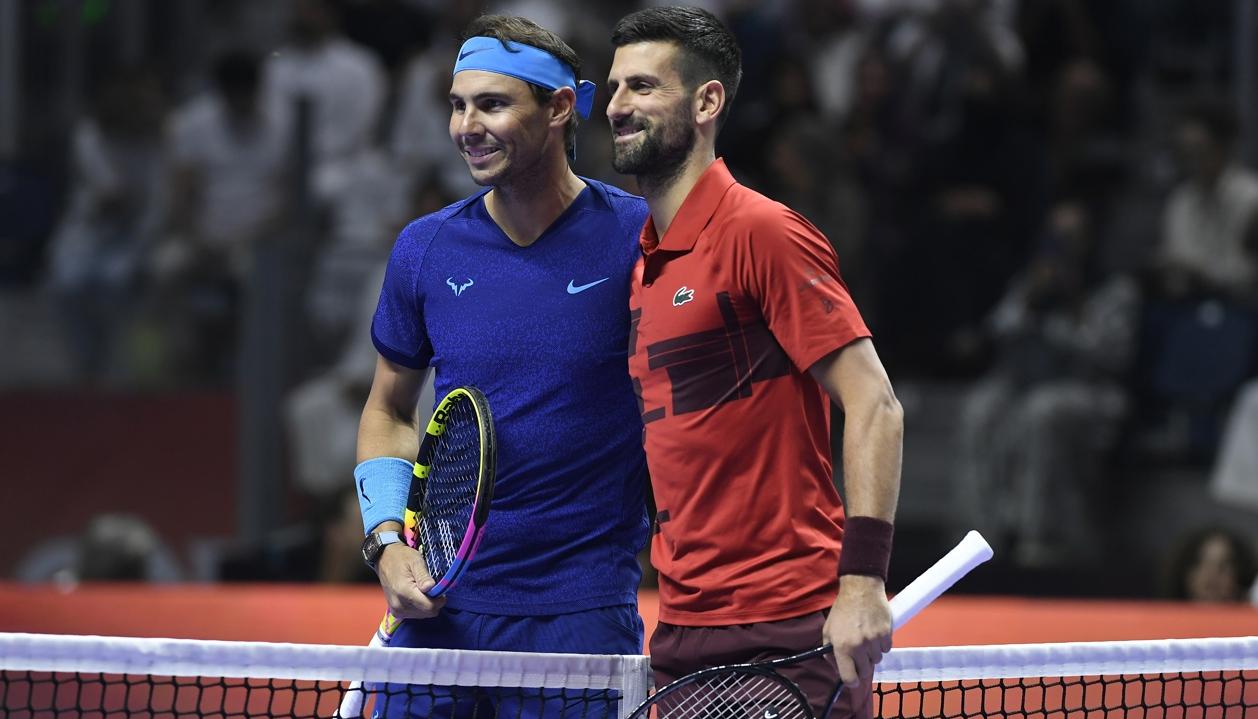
[606,7,904,718]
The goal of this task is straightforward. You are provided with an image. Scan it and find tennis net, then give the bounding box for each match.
[1,633,1255,718]
[874,635,1258,718]
[0,632,652,718]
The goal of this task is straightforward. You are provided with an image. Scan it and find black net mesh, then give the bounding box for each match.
[7,670,1256,718]
[873,671,1258,719]
[0,671,623,718]
[419,395,483,580]
[4,637,1255,719]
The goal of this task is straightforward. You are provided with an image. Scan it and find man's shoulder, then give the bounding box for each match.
[392,191,488,254]
[580,180,649,250]
[589,178,643,202]
[724,180,788,215]
[585,179,648,216]
[718,182,808,236]
[401,192,486,234]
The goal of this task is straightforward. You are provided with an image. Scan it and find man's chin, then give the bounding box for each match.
[611,152,646,176]
[466,165,502,187]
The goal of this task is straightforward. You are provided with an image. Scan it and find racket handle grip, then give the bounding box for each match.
[888,530,993,630]
[335,620,393,718]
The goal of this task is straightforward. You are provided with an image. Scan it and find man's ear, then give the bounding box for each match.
[694,80,726,128]
[549,86,577,129]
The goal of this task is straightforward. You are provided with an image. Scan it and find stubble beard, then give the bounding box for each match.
[611,108,696,195]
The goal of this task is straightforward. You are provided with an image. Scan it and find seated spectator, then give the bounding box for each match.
[1140,97,1258,457]
[14,513,182,583]
[875,37,1045,376]
[1161,527,1258,604]
[44,67,165,384]
[954,200,1140,566]
[265,0,386,199]
[163,50,289,281]
[76,513,178,581]
[391,30,479,202]
[263,0,400,348]
[302,146,409,346]
[1154,97,1258,304]
[149,49,289,383]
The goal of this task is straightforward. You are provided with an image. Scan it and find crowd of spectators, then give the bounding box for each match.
[2,0,1257,587]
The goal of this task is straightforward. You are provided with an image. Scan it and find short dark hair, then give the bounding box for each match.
[462,14,582,158]
[611,6,742,129]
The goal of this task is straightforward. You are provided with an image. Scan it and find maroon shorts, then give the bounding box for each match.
[649,611,874,719]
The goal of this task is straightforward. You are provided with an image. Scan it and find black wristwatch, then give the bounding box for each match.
[361,530,403,572]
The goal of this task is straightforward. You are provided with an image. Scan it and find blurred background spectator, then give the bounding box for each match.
[1,0,1257,598]
[44,65,166,385]
[150,49,289,383]
[1211,378,1258,513]
[953,200,1139,567]
[1161,527,1258,605]
[1134,98,1258,459]
[15,513,182,584]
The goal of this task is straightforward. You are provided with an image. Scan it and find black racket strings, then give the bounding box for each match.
[651,669,814,719]
[418,396,483,578]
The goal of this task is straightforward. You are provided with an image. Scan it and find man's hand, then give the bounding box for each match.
[823,575,892,687]
[375,542,446,620]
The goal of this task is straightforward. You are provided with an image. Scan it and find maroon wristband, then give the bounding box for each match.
[837,516,894,581]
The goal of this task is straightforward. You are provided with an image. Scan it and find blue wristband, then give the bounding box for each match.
[354,457,413,535]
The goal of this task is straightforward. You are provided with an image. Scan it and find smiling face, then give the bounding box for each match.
[449,70,555,188]
[606,41,697,180]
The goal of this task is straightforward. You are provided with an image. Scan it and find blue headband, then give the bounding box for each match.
[453,36,596,119]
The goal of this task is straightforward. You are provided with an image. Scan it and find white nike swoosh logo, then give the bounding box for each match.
[567,277,610,294]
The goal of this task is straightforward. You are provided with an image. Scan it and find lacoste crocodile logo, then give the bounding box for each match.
[672,286,695,307]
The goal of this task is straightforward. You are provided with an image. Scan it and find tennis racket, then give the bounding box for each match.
[627,530,994,719]
[335,386,496,719]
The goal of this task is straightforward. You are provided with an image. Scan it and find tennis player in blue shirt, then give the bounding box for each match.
[352,14,650,719]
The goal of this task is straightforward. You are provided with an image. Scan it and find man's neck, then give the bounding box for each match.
[486,160,586,247]
[639,146,717,239]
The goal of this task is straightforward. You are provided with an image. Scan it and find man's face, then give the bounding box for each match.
[449,70,553,187]
[1187,535,1241,603]
[606,41,696,178]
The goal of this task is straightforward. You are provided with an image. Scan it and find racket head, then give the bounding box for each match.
[402,386,496,598]
[630,665,816,719]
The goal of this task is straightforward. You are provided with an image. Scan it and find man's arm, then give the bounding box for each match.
[808,338,903,688]
[358,355,445,619]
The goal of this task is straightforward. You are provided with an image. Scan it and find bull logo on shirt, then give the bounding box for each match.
[446,277,474,296]
[671,286,695,307]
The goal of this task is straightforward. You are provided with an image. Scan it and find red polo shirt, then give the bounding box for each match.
[629,159,871,626]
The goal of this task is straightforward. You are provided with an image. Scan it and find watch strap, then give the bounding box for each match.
[363,530,403,570]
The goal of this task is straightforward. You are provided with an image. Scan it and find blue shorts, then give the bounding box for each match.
[371,605,643,718]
